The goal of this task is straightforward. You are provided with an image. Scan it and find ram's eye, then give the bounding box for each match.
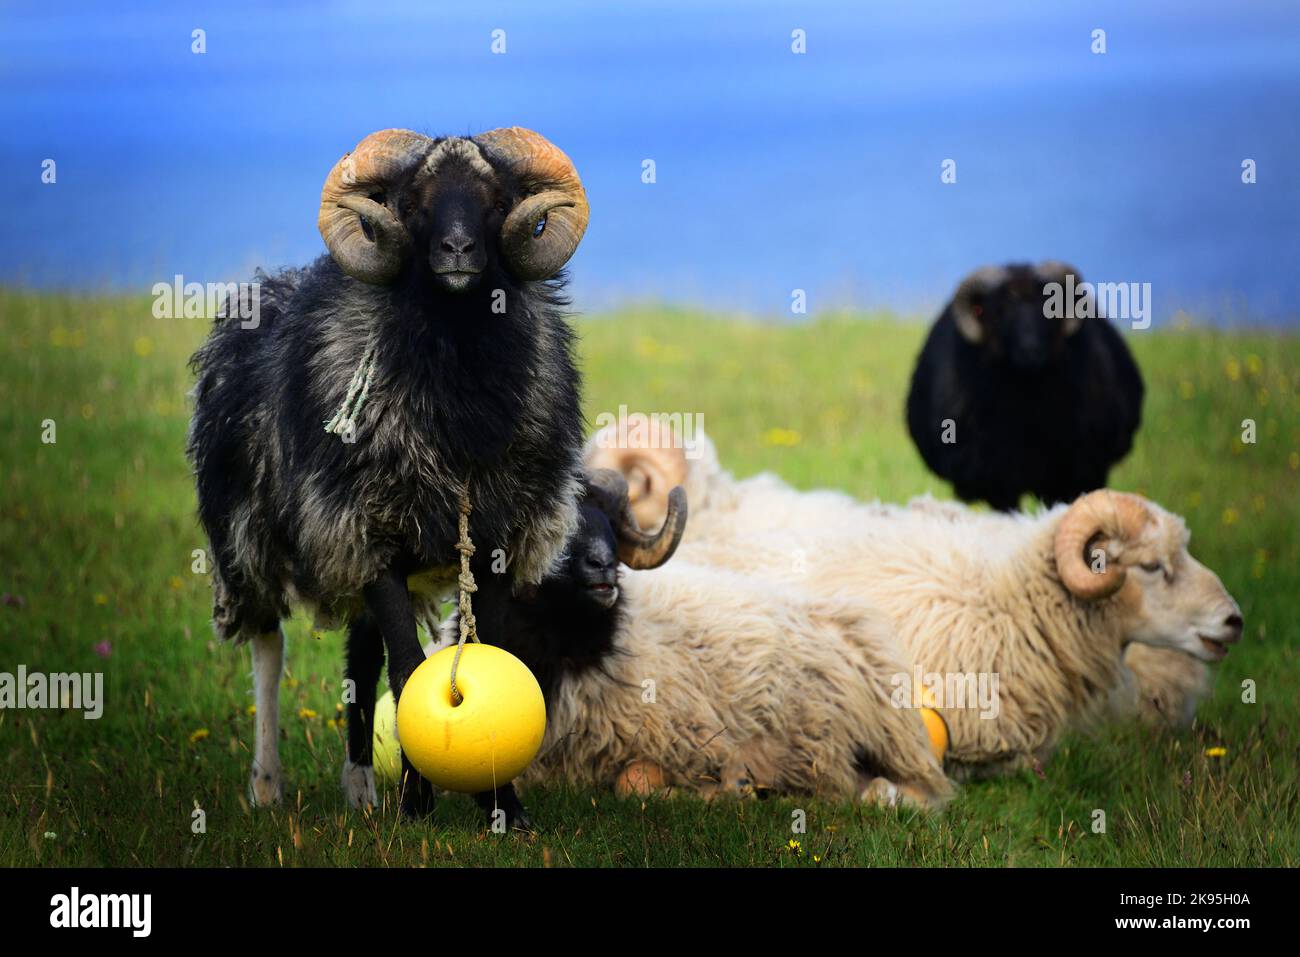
[1140,561,1163,574]
[494,200,508,214]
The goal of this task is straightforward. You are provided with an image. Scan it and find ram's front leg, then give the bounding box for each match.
[362,566,436,819]
[341,612,384,810]
[473,783,533,833]
[249,625,286,806]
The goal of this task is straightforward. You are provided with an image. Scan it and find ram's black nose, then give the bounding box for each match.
[583,550,615,575]
[439,224,477,256]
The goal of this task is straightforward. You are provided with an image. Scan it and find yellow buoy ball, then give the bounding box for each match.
[919,707,949,764]
[395,643,546,793]
[372,690,402,785]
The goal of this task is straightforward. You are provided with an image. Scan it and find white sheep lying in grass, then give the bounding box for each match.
[432,472,953,808]
[700,491,1241,775]
[586,418,1215,731]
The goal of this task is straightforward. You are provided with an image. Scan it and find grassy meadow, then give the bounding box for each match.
[1,288,1297,867]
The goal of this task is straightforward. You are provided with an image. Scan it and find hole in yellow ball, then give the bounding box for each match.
[444,682,465,708]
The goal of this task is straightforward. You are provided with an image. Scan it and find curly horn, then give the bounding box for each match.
[1054,490,1152,601]
[474,127,589,280]
[951,265,1008,343]
[318,129,431,284]
[584,414,688,532]
[586,468,687,570]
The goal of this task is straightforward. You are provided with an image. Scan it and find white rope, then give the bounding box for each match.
[324,341,378,437]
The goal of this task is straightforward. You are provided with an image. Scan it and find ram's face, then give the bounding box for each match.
[555,503,620,609]
[1109,507,1244,662]
[396,143,515,294]
[973,269,1067,369]
[951,262,1085,371]
[318,127,589,290]
[544,469,689,610]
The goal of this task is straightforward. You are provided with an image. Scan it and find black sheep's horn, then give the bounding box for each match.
[318,129,429,284]
[586,468,687,570]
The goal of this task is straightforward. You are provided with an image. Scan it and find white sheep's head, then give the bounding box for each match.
[1054,490,1243,662]
[317,127,589,291]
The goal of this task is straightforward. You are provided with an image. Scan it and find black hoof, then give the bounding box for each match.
[398,758,437,819]
[474,783,534,833]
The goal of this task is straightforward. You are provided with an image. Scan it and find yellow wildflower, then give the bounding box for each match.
[762,428,801,447]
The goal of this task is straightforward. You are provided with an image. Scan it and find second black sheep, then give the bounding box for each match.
[906,262,1144,511]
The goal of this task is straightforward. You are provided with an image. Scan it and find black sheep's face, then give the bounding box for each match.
[553,503,621,609]
[391,155,517,294]
[971,268,1070,370]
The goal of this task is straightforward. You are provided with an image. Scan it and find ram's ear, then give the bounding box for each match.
[951,266,1006,343]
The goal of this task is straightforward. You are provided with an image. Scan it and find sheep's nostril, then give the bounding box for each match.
[439,228,476,256]
[1225,613,1243,637]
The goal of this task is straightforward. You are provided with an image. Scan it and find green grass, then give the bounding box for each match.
[1,289,1297,867]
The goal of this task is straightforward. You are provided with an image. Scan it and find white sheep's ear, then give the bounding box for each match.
[950,266,1005,343]
[1037,260,1087,336]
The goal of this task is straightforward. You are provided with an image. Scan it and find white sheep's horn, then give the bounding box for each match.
[584,414,689,533]
[1054,490,1151,601]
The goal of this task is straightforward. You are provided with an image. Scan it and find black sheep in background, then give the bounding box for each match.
[906,262,1144,512]
[188,128,590,824]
